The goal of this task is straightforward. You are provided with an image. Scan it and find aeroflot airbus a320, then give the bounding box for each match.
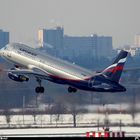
[0,43,128,94]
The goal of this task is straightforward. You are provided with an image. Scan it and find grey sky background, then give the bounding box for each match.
[0,0,140,48]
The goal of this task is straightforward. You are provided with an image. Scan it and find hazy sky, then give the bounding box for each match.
[0,0,140,48]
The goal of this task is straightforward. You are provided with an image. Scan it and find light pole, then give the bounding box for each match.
[22,95,25,126]
[97,106,100,131]
[119,104,122,132]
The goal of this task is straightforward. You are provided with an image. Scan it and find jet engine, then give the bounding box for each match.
[8,72,29,82]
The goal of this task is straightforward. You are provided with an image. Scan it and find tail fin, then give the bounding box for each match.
[102,50,129,83]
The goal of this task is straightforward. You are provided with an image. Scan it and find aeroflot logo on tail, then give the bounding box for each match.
[19,48,37,56]
[103,57,127,73]
[105,66,123,73]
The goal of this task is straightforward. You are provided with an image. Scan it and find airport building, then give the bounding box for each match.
[134,34,140,48]
[120,35,140,57]
[0,30,9,48]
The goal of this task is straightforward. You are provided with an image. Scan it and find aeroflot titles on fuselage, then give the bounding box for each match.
[19,48,37,56]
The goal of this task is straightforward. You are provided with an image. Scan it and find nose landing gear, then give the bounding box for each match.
[35,78,45,94]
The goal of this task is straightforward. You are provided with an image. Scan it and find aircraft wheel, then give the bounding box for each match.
[40,86,45,93]
[73,88,77,93]
[35,87,40,93]
[68,87,73,93]
[68,87,77,93]
[35,86,45,93]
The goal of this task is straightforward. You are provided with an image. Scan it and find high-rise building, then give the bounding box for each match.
[38,27,112,68]
[38,27,64,57]
[134,34,140,47]
[0,30,9,48]
[97,36,112,58]
[63,34,112,60]
[38,29,45,47]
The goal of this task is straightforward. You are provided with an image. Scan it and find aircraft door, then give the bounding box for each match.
[39,59,45,69]
[7,51,12,58]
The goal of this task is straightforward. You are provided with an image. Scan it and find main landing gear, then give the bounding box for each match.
[35,78,45,94]
[68,87,77,93]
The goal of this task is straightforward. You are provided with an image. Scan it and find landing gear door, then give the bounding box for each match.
[88,78,95,88]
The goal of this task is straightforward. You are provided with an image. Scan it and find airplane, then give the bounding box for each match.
[0,43,128,94]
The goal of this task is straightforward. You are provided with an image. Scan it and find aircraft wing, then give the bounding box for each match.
[2,67,51,80]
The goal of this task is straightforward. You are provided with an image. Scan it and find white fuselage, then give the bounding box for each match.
[0,43,94,81]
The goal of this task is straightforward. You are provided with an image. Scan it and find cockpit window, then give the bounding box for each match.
[81,73,87,76]
[4,44,13,50]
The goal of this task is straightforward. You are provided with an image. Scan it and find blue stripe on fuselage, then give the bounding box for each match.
[47,74,126,92]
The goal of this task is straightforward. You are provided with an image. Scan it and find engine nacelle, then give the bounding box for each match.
[8,72,29,82]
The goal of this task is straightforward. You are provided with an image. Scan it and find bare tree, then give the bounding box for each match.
[129,88,137,126]
[71,105,77,127]
[31,108,37,125]
[3,109,13,127]
[103,105,110,129]
[48,100,66,127]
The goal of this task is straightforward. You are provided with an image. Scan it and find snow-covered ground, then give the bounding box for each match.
[0,113,139,127]
[0,112,139,137]
[0,127,139,137]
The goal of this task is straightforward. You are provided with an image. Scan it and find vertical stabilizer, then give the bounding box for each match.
[102,50,128,83]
